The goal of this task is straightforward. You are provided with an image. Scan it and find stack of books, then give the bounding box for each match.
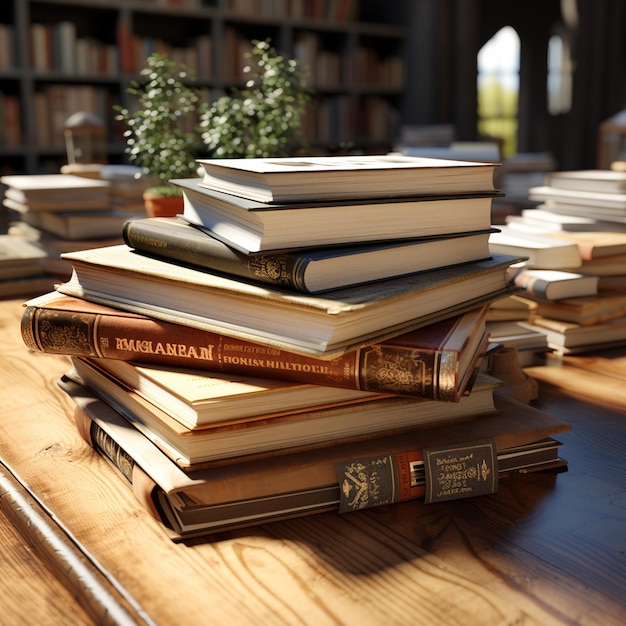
[1,172,145,279]
[21,155,570,539]
[0,234,56,298]
[495,170,626,354]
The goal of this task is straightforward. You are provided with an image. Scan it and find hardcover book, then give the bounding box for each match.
[61,378,569,539]
[66,360,501,467]
[545,169,626,194]
[173,177,497,253]
[196,154,499,204]
[528,186,626,213]
[22,293,490,401]
[56,244,519,357]
[538,231,626,260]
[122,216,494,293]
[530,293,626,326]
[505,207,626,233]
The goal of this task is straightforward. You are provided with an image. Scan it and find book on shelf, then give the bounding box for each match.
[19,210,143,241]
[0,235,47,280]
[511,268,599,301]
[545,169,626,194]
[22,293,490,401]
[122,215,495,293]
[1,174,110,211]
[488,226,582,269]
[505,207,626,233]
[529,293,626,326]
[195,155,499,204]
[60,378,569,539]
[520,315,626,354]
[65,360,500,468]
[173,177,497,253]
[56,244,519,357]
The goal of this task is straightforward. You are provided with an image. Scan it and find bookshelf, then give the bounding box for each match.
[0,0,407,175]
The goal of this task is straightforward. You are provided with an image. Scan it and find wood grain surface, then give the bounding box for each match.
[1,297,625,626]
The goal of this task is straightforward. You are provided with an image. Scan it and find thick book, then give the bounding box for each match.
[56,244,519,357]
[488,226,582,269]
[511,268,599,301]
[22,293,490,401]
[520,315,626,354]
[122,216,494,293]
[66,359,500,467]
[173,177,497,253]
[61,379,569,539]
[195,154,499,204]
[545,169,626,194]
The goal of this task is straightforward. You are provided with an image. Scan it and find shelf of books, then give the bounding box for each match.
[0,0,407,175]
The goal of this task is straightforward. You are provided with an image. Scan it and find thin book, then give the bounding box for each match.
[196,154,499,204]
[57,244,519,357]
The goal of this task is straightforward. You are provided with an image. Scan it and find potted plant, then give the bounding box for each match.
[114,53,203,216]
[200,39,312,158]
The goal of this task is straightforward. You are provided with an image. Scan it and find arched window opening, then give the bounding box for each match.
[547,31,573,115]
[477,26,520,156]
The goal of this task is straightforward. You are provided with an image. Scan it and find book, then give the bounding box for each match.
[560,254,626,277]
[511,268,599,301]
[537,231,626,260]
[530,293,626,326]
[488,226,582,269]
[545,169,626,194]
[74,356,381,430]
[22,292,490,401]
[1,173,110,211]
[61,378,569,539]
[20,210,143,241]
[0,234,47,280]
[196,154,499,204]
[0,274,57,298]
[520,315,626,354]
[56,244,519,357]
[122,216,494,293]
[505,207,626,233]
[66,360,501,467]
[486,295,537,322]
[528,186,626,214]
[174,177,497,253]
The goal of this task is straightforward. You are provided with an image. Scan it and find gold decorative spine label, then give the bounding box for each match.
[423,440,498,503]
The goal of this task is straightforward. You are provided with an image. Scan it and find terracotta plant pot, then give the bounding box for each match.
[143,191,184,218]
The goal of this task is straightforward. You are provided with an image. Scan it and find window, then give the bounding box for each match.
[547,31,573,115]
[477,26,520,156]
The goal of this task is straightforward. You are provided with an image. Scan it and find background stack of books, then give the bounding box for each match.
[1,171,145,281]
[21,155,570,539]
[495,169,626,355]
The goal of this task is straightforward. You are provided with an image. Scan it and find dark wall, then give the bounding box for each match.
[401,0,626,169]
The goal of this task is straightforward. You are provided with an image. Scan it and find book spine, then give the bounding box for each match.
[22,304,456,400]
[122,219,307,292]
[73,406,165,525]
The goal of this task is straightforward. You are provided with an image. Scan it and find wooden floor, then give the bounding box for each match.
[1,296,626,626]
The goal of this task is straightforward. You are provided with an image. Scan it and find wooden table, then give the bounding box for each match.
[1,296,625,626]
